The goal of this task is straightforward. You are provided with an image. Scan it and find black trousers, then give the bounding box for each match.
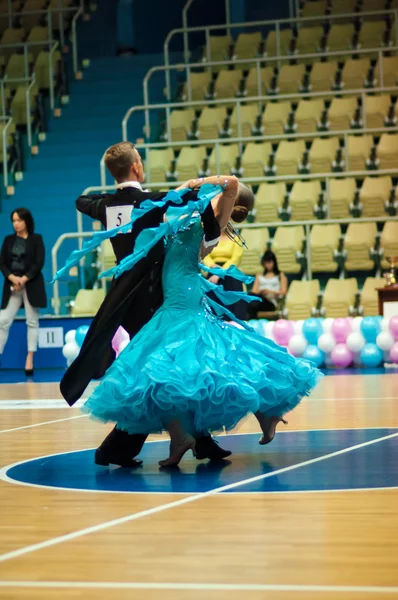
[247,295,276,320]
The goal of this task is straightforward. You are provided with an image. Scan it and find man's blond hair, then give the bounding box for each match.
[104,141,138,182]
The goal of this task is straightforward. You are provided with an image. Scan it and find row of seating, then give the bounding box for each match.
[181,57,398,103]
[166,96,397,144]
[284,276,383,319]
[301,0,397,19]
[146,133,398,183]
[0,0,74,34]
[237,221,398,276]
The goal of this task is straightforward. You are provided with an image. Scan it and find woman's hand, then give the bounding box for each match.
[208,275,220,284]
[8,274,24,290]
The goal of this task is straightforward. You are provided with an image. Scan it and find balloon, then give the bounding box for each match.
[273,319,294,346]
[390,342,398,364]
[322,318,334,333]
[324,352,334,367]
[64,329,76,344]
[381,317,390,332]
[360,316,381,343]
[112,326,129,353]
[352,350,363,366]
[331,343,353,368]
[360,343,383,367]
[248,320,265,335]
[388,315,398,340]
[66,357,74,367]
[383,350,391,363]
[303,344,325,367]
[331,317,352,343]
[346,331,366,352]
[318,332,336,353]
[75,325,90,347]
[352,316,363,332]
[62,341,80,361]
[376,331,395,351]
[294,319,304,334]
[302,318,323,344]
[288,334,308,357]
[264,321,275,339]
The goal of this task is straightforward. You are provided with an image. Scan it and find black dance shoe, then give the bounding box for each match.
[195,435,232,460]
[94,448,143,468]
[94,427,147,468]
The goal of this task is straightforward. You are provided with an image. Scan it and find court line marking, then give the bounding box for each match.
[0,414,88,434]
[1,428,397,496]
[0,430,397,564]
[0,581,397,594]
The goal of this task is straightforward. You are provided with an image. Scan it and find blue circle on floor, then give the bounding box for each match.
[5,429,398,494]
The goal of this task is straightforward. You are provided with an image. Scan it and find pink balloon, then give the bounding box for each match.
[331,318,352,343]
[388,315,398,340]
[112,326,129,353]
[273,319,294,347]
[331,343,353,368]
[390,342,398,364]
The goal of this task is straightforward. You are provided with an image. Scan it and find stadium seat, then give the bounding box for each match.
[301,0,326,18]
[146,148,174,182]
[289,180,322,221]
[241,141,273,177]
[169,109,195,143]
[198,107,226,140]
[246,66,274,97]
[272,225,305,274]
[296,26,324,57]
[234,31,263,62]
[254,182,285,222]
[310,60,338,93]
[364,94,391,128]
[380,221,398,270]
[208,143,239,175]
[203,35,232,63]
[360,277,386,316]
[359,21,386,53]
[34,50,62,90]
[1,28,26,55]
[102,239,116,271]
[322,278,358,317]
[359,175,392,217]
[309,136,340,173]
[310,224,341,272]
[328,97,358,131]
[341,59,370,90]
[295,99,324,135]
[0,120,16,163]
[183,72,211,101]
[278,64,306,94]
[344,222,377,271]
[347,134,373,171]
[329,177,356,218]
[332,0,357,15]
[238,227,269,275]
[71,289,106,317]
[377,133,398,169]
[275,139,306,175]
[176,145,207,180]
[327,24,354,54]
[265,28,292,57]
[5,53,33,82]
[378,56,398,87]
[214,69,243,100]
[48,0,74,30]
[20,0,47,31]
[262,100,291,135]
[229,103,259,137]
[284,279,321,320]
[11,83,39,126]
[27,26,50,59]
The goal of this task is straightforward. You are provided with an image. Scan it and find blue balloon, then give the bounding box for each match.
[248,319,266,335]
[360,343,383,367]
[302,318,323,345]
[75,325,90,347]
[360,316,381,343]
[303,344,325,367]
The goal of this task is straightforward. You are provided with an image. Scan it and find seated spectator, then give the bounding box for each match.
[247,250,288,319]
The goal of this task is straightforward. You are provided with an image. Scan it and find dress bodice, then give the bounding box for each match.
[162,217,204,310]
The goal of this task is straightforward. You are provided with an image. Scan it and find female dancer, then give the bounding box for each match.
[67,176,323,467]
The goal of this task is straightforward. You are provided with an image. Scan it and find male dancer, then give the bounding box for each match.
[62,142,232,467]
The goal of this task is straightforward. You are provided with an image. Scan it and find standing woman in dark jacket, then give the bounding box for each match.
[0,208,47,375]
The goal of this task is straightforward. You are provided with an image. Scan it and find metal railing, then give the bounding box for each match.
[0,4,84,75]
[52,210,398,315]
[165,6,398,99]
[140,47,398,139]
[0,114,13,188]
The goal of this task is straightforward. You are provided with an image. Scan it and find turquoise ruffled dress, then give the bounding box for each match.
[64,184,323,436]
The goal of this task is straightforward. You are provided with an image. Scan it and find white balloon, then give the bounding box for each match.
[288,334,308,356]
[62,341,80,361]
[318,332,336,353]
[322,318,334,334]
[352,316,363,332]
[352,350,362,366]
[381,317,390,332]
[376,331,395,351]
[294,319,304,334]
[66,357,73,367]
[64,329,76,344]
[346,332,366,352]
[324,352,334,366]
[383,350,392,363]
[264,321,275,339]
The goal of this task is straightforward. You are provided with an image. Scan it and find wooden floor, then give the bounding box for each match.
[0,373,397,599]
